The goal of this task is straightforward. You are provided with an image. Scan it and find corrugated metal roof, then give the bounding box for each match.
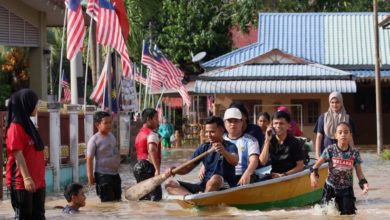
[200,64,351,79]
[350,70,390,78]
[195,80,356,94]
[203,13,390,68]
[202,43,263,68]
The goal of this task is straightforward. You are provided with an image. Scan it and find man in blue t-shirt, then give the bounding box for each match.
[165,116,238,195]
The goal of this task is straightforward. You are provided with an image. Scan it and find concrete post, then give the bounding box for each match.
[84,105,96,148]
[48,102,61,192]
[70,52,82,104]
[67,104,81,182]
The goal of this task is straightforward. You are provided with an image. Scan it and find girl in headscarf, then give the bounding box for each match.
[313,92,355,159]
[158,117,174,148]
[5,89,46,219]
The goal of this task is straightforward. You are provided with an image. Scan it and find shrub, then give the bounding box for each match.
[380,149,390,160]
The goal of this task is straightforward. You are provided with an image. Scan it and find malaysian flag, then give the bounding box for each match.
[103,66,118,114]
[96,0,132,78]
[65,0,85,61]
[90,55,117,114]
[61,73,71,104]
[90,58,110,104]
[141,42,191,106]
[86,0,99,20]
[111,0,129,41]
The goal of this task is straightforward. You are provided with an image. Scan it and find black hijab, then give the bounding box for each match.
[6,89,44,151]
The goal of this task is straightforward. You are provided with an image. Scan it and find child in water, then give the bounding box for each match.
[310,122,369,215]
[63,183,86,214]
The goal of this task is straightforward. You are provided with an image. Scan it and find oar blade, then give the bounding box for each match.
[125,174,168,201]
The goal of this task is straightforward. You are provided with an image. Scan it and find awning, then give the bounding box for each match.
[195,80,356,94]
[162,97,182,108]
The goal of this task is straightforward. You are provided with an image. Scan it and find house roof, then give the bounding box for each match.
[18,0,66,26]
[195,80,356,94]
[199,64,352,80]
[203,13,390,68]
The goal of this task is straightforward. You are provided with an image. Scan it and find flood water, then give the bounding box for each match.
[1,145,390,219]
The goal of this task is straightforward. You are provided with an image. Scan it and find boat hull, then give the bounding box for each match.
[170,164,328,210]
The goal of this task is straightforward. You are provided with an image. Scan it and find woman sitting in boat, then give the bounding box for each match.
[165,116,239,195]
[258,111,305,180]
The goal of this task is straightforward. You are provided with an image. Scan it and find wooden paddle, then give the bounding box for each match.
[125,148,215,201]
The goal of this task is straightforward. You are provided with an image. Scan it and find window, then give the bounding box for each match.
[291,99,320,125]
[354,86,390,113]
[354,87,375,113]
[232,100,262,123]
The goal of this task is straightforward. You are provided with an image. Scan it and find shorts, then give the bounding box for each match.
[133,160,162,201]
[178,181,205,194]
[322,183,356,215]
[94,172,122,202]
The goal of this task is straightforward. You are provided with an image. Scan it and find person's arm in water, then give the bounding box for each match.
[315,133,323,159]
[148,143,160,176]
[86,155,95,185]
[355,164,369,195]
[14,150,35,192]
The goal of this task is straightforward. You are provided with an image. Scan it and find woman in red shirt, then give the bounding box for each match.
[5,89,45,220]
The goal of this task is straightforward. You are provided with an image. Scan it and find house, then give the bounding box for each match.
[0,0,65,99]
[197,13,390,145]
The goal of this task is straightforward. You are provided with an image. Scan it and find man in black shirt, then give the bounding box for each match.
[259,111,305,179]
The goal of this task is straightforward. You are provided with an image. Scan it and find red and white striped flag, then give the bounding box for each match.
[134,71,162,91]
[141,42,191,106]
[86,0,99,20]
[96,0,132,78]
[65,0,85,61]
[178,85,191,107]
[61,74,71,104]
[90,60,111,104]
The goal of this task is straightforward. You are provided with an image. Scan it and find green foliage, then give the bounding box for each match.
[125,0,162,62]
[380,149,390,160]
[158,0,232,74]
[0,84,11,110]
[47,28,71,96]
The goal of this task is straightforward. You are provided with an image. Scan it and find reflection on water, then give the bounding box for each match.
[1,146,390,219]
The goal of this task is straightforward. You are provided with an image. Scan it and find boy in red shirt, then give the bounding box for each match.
[133,108,162,201]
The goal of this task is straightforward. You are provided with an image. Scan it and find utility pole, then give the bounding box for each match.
[373,0,383,155]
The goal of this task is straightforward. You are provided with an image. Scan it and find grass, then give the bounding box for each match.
[380,149,390,160]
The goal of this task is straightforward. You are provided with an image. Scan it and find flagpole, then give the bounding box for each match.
[58,7,68,102]
[144,68,150,109]
[137,65,142,113]
[84,16,94,109]
[155,86,166,109]
[107,48,112,113]
[102,49,110,110]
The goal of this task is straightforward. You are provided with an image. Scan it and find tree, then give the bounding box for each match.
[157,0,233,74]
[125,0,163,63]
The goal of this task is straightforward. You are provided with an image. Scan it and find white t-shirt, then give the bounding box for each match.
[223,133,259,175]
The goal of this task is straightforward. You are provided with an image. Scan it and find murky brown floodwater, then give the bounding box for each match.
[1,145,389,219]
